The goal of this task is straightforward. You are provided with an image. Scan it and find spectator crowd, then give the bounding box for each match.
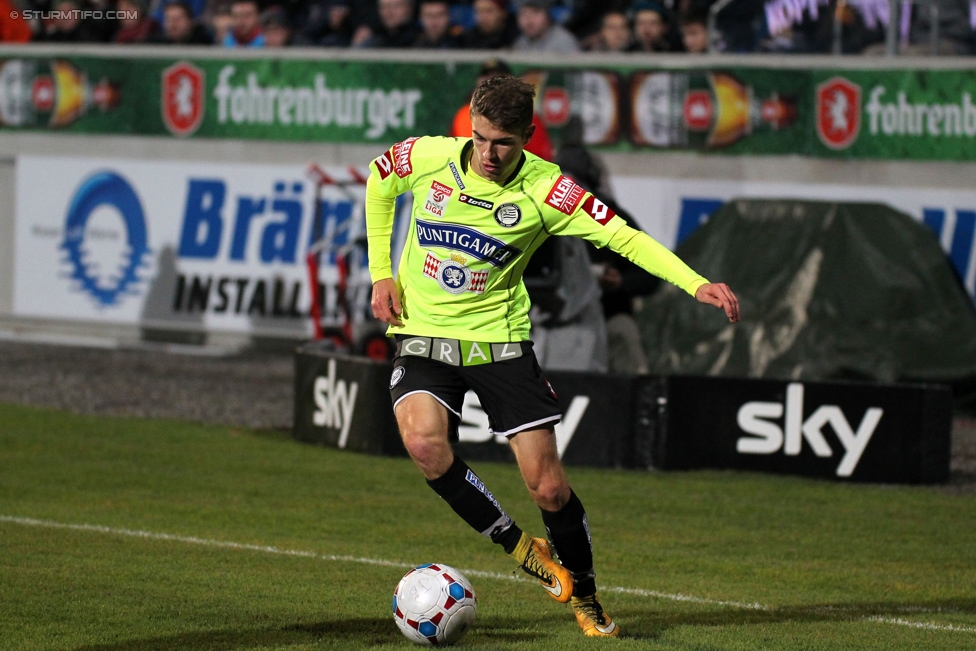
[1,0,974,55]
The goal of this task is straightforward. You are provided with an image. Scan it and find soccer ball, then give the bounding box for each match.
[392,563,477,646]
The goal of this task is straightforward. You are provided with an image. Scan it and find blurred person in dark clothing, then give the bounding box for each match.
[356,0,420,47]
[297,0,354,46]
[151,0,212,42]
[582,9,632,51]
[39,0,108,41]
[222,0,264,46]
[460,0,519,49]
[563,0,631,43]
[261,4,301,45]
[629,0,681,52]
[555,118,661,375]
[413,0,462,47]
[205,1,233,44]
[679,6,708,53]
[114,0,160,42]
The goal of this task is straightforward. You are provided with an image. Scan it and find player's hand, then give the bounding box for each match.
[695,282,740,323]
[371,278,403,327]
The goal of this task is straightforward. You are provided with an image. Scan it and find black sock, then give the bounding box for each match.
[426,455,522,553]
[541,489,596,597]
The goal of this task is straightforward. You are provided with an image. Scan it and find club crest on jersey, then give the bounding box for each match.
[459,193,493,211]
[424,180,453,217]
[582,195,615,225]
[423,252,488,294]
[493,203,521,227]
[545,175,585,215]
[415,219,521,269]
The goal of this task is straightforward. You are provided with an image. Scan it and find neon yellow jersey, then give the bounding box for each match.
[366,136,707,343]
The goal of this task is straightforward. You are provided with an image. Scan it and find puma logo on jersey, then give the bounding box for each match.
[545,175,585,215]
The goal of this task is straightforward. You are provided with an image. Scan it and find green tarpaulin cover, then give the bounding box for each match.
[638,200,976,386]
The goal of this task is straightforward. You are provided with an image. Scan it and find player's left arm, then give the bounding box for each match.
[544,179,739,323]
[604,224,739,322]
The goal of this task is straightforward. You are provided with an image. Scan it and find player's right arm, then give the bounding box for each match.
[366,173,402,325]
[366,139,418,326]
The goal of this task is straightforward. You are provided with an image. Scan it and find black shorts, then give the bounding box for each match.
[388,335,562,438]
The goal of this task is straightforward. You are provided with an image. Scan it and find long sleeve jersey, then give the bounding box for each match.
[366,135,707,343]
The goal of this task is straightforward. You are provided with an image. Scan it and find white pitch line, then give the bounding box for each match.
[2,515,974,634]
[866,617,976,634]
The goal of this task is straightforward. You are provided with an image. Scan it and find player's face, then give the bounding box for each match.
[469,113,533,183]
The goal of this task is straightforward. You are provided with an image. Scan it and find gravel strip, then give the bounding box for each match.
[0,340,293,431]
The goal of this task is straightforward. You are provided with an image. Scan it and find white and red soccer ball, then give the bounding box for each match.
[393,564,477,645]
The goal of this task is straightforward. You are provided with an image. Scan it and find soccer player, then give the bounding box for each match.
[366,75,739,638]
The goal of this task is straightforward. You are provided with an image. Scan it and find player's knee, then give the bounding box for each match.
[399,421,449,468]
[528,478,569,512]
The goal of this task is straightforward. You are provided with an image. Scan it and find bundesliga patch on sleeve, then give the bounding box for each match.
[582,195,615,225]
[545,175,585,215]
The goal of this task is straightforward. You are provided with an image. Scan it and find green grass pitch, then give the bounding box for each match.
[2,402,975,650]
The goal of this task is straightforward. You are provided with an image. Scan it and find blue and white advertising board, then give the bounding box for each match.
[14,156,410,335]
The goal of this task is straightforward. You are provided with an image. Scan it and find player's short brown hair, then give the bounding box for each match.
[470,75,535,135]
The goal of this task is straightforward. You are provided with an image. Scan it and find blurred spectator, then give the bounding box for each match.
[0,0,34,41]
[151,1,212,43]
[114,0,160,42]
[679,6,708,53]
[460,0,519,49]
[260,4,298,45]
[513,0,580,52]
[710,0,765,52]
[207,2,234,44]
[413,0,462,47]
[298,0,354,46]
[448,58,555,161]
[583,9,632,51]
[555,118,659,375]
[563,0,631,43]
[39,0,105,41]
[629,0,681,52]
[356,0,420,48]
[222,0,264,46]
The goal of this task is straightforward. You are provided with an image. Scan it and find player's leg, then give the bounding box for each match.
[509,428,618,637]
[394,391,455,479]
[391,364,524,554]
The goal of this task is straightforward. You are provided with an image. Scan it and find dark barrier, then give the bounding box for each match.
[655,376,952,483]
[293,346,952,483]
[293,343,404,457]
[453,370,641,468]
